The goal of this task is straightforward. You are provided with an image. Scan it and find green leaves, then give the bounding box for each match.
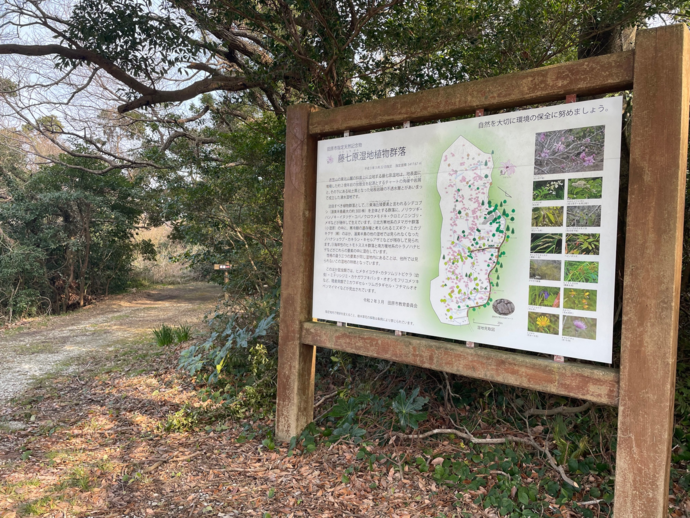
[177,312,278,418]
[325,395,372,444]
[0,153,146,320]
[64,0,200,78]
[331,422,366,444]
[517,486,530,505]
[414,456,429,473]
[391,387,428,431]
[178,314,276,382]
[147,113,286,303]
[328,397,367,423]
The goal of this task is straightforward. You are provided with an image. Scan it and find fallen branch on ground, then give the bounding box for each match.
[391,427,578,487]
[314,390,338,409]
[142,451,203,472]
[526,402,592,417]
[577,499,604,506]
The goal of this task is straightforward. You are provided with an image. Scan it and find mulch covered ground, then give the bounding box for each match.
[0,339,687,518]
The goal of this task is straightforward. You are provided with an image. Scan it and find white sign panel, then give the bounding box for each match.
[312,97,622,363]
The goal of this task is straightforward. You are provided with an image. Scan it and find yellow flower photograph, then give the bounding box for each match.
[527,312,559,335]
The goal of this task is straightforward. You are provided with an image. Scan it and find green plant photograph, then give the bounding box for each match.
[530,233,563,254]
[564,261,599,283]
[532,179,565,201]
[563,288,597,311]
[528,286,561,308]
[531,206,564,227]
[566,205,602,227]
[562,316,597,340]
[529,259,562,281]
[565,233,600,255]
[568,177,603,199]
[527,311,559,335]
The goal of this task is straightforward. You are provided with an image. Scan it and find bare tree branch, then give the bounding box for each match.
[117,75,259,113]
[164,105,210,125]
[0,44,156,96]
[159,131,217,153]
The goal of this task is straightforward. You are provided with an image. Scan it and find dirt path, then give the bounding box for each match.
[0,283,220,406]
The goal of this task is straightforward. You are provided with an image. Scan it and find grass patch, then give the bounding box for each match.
[9,341,60,356]
[3,325,27,337]
[18,495,61,516]
[530,233,563,254]
[59,467,92,492]
[153,324,175,346]
[153,323,192,346]
[173,324,191,343]
[0,477,41,496]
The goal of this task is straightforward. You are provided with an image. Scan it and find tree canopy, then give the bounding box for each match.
[0,1,688,318]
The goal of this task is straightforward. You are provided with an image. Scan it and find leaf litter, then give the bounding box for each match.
[0,318,688,517]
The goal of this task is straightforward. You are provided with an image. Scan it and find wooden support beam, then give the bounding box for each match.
[277,30,688,517]
[275,105,318,442]
[614,25,690,517]
[309,51,634,135]
[302,322,620,406]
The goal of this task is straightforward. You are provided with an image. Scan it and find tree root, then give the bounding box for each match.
[391,426,579,488]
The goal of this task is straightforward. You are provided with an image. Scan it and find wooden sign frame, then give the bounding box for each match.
[275,25,690,517]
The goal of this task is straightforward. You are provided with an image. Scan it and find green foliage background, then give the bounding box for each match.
[2,2,690,508]
[0,153,149,320]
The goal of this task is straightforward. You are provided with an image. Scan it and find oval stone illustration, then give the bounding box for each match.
[492,299,515,316]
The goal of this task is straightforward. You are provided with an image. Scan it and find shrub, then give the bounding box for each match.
[178,307,278,416]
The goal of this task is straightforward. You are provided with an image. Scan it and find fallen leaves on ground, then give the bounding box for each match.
[0,340,687,518]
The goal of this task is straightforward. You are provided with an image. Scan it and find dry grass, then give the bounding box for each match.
[131,225,202,286]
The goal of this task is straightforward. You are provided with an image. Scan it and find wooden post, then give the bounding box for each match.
[224,262,230,302]
[275,104,318,442]
[614,25,690,517]
[274,28,689,505]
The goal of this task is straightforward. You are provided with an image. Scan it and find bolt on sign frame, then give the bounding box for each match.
[275,24,690,517]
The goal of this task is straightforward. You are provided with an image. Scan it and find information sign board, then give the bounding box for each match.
[312,97,622,363]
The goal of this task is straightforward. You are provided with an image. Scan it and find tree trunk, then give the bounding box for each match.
[64,249,74,313]
[79,204,91,307]
[7,280,19,324]
[578,24,637,59]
